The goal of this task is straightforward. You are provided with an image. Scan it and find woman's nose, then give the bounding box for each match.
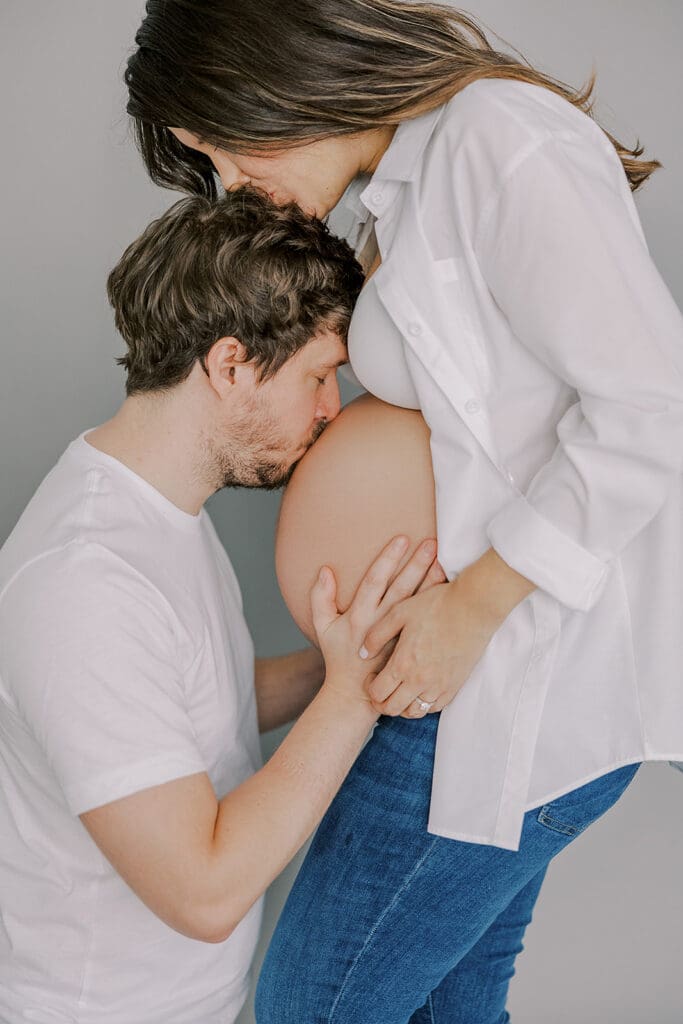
[210,152,251,191]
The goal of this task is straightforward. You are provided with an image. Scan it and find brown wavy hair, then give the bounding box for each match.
[125,0,659,198]
[107,187,364,395]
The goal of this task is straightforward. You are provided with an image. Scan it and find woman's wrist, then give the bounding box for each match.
[453,547,536,632]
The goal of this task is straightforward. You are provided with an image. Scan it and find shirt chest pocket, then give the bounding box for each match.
[374,238,492,396]
[373,257,503,475]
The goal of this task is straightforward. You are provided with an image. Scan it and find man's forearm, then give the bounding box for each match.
[80,535,433,944]
[202,684,377,940]
[255,647,325,732]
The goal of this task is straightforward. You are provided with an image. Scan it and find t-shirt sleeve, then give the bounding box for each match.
[0,542,208,815]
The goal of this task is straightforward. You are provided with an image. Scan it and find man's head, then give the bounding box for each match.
[107,188,364,490]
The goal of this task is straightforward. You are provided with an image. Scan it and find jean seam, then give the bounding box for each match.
[428,991,436,1024]
[328,838,439,1023]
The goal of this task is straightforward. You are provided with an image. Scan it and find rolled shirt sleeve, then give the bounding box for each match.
[476,132,683,610]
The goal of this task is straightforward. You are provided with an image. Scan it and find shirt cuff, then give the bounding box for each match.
[487,495,609,611]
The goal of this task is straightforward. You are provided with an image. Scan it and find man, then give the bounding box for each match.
[0,188,441,1023]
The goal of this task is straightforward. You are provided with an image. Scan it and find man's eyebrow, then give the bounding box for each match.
[316,359,348,372]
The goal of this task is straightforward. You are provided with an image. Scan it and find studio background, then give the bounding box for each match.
[1,3,681,1021]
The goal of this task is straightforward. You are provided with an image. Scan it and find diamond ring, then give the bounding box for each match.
[414,697,436,713]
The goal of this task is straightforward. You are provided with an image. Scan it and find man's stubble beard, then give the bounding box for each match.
[207,406,328,493]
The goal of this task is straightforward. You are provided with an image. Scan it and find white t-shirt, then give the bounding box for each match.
[0,434,263,1023]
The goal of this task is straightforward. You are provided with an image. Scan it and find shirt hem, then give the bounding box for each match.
[522,753,681,812]
[427,754,683,849]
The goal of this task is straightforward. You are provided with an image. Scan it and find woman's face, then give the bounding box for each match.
[169,127,394,218]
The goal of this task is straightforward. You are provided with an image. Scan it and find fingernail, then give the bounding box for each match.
[391,536,408,554]
[359,645,369,660]
[319,567,328,584]
[422,539,437,557]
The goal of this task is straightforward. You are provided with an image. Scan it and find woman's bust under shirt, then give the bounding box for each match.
[347,234,421,411]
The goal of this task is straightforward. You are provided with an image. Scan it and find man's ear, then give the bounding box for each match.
[202,336,253,396]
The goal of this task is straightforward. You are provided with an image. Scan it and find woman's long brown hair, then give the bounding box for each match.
[126,0,659,198]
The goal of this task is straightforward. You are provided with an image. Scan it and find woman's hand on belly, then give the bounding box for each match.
[359,548,536,718]
[312,535,445,711]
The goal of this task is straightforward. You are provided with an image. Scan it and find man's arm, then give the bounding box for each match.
[255,647,325,733]
[80,537,443,944]
[82,684,376,943]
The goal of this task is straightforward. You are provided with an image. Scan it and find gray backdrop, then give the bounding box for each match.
[1,3,681,1021]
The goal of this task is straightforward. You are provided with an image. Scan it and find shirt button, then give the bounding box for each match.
[464,398,481,414]
[408,322,422,337]
[371,191,384,205]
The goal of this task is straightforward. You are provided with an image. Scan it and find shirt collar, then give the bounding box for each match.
[340,175,371,222]
[340,103,446,227]
[370,102,446,185]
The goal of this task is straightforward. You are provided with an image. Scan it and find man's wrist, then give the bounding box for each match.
[302,645,325,692]
[317,678,380,728]
[454,547,536,631]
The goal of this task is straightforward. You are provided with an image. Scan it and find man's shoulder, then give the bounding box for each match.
[0,500,191,675]
[0,539,172,633]
[0,438,198,610]
[0,443,100,594]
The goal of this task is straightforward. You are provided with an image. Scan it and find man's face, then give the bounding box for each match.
[211,329,348,491]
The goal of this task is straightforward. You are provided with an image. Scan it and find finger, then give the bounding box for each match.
[309,565,339,643]
[359,605,407,661]
[415,558,448,594]
[367,637,398,673]
[363,671,380,699]
[400,692,449,717]
[396,687,440,716]
[379,539,437,610]
[349,535,410,623]
[400,699,430,719]
[366,658,406,705]
[372,679,424,718]
[430,694,453,713]
[411,693,440,714]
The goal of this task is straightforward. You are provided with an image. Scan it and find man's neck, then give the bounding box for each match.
[85,393,213,516]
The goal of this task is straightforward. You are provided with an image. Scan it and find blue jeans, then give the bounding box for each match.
[255,713,640,1024]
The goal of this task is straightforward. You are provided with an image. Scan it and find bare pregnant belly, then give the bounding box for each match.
[276,394,437,643]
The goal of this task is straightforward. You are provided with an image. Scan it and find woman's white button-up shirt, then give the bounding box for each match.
[331,79,683,850]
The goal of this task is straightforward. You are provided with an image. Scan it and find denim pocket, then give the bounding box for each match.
[536,763,640,838]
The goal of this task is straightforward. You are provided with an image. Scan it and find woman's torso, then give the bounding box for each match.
[333,77,683,848]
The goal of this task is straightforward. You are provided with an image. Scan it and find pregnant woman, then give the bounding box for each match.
[125,2,683,1019]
